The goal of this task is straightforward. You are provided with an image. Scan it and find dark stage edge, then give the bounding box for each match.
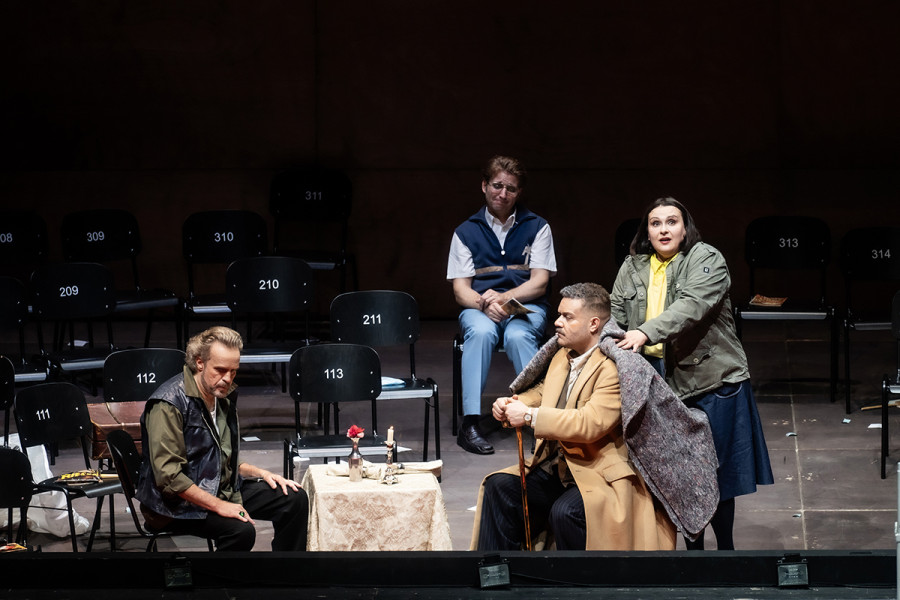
[0,551,895,599]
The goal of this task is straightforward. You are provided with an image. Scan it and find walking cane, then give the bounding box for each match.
[516,427,533,551]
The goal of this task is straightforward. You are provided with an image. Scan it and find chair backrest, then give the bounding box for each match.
[182,210,268,266]
[105,429,141,499]
[61,209,144,289]
[0,446,34,509]
[744,216,831,306]
[330,291,420,348]
[0,210,48,279]
[14,382,93,466]
[269,167,352,255]
[61,209,142,264]
[745,216,831,270]
[226,256,315,314]
[103,348,186,404]
[614,218,641,267]
[30,262,117,321]
[289,343,381,406]
[839,227,900,315]
[840,227,900,282]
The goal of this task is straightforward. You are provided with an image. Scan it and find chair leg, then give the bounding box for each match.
[881,377,889,479]
[844,321,852,414]
[85,495,106,552]
[452,337,462,437]
[830,312,839,407]
[64,495,79,552]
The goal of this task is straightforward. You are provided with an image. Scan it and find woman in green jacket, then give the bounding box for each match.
[610,197,773,550]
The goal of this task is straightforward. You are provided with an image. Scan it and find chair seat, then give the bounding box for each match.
[48,347,116,372]
[186,293,231,315]
[377,377,436,401]
[291,433,409,459]
[238,343,303,364]
[115,289,180,312]
[12,360,48,383]
[738,302,833,321]
[36,476,122,500]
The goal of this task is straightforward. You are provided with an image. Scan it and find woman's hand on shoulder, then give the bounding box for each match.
[616,329,649,352]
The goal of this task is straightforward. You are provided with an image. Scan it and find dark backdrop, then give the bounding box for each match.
[2,1,898,317]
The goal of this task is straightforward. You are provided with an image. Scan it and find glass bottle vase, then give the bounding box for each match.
[348,439,363,482]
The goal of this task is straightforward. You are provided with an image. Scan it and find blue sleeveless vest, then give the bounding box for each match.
[454,206,549,305]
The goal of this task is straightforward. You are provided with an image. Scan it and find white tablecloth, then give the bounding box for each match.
[301,463,452,551]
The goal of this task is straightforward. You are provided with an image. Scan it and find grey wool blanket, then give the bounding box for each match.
[508,318,719,540]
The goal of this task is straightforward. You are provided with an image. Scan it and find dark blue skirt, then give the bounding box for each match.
[684,379,775,501]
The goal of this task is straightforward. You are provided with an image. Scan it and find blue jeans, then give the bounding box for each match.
[458,303,547,416]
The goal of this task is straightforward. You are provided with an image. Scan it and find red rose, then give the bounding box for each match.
[346,425,365,439]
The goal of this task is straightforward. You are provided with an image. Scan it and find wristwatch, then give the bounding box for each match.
[524,408,533,426]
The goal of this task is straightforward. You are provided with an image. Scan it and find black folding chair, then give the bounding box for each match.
[14,382,122,551]
[330,290,439,461]
[61,209,183,348]
[282,344,385,479]
[226,256,315,392]
[841,227,900,413]
[30,263,118,390]
[182,210,268,338]
[270,167,358,292]
[734,216,838,403]
[105,429,214,551]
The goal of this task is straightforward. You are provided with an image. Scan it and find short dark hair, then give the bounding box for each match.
[482,155,527,190]
[560,282,610,318]
[630,196,702,256]
[185,326,243,373]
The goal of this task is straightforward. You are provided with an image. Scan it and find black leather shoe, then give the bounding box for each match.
[457,423,494,455]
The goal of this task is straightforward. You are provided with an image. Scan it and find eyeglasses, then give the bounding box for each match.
[489,181,520,195]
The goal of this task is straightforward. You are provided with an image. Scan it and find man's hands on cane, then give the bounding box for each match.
[493,395,529,428]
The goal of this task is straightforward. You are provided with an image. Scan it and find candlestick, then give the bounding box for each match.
[387,426,394,445]
[382,439,399,485]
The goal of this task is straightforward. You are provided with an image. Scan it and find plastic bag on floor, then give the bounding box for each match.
[1,434,90,538]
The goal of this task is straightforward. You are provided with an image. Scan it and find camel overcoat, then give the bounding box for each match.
[469,347,676,551]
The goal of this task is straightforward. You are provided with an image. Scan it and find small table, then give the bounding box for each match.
[301,463,452,551]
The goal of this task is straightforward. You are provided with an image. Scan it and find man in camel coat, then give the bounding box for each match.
[471,282,676,551]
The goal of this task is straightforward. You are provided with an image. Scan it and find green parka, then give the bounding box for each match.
[610,241,750,400]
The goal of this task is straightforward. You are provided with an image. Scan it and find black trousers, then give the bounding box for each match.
[477,468,586,551]
[164,480,309,551]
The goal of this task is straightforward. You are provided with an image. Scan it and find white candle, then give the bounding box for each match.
[387,426,394,445]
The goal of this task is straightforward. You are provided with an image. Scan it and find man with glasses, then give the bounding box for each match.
[447,156,557,454]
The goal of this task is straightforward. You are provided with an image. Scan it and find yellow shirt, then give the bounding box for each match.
[644,253,677,358]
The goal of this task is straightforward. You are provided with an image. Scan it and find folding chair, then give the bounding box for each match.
[61,209,182,348]
[14,382,122,551]
[840,227,900,413]
[30,263,118,389]
[270,167,358,292]
[105,429,214,551]
[0,446,45,548]
[878,292,900,479]
[182,210,268,338]
[330,290,439,460]
[734,216,838,403]
[282,344,386,479]
[90,348,186,463]
[226,256,315,392]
